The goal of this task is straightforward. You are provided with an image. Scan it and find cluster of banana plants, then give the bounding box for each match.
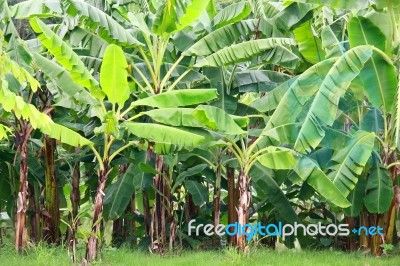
[0,0,400,263]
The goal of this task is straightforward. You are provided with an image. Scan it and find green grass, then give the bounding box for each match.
[0,244,399,266]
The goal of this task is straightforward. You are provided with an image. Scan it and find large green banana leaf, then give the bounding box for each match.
[250,162,300,223]
[132,89,218,109]
[29,18,104,101]
[212,2,251,29]
[289,0,368,10]
[184,20,258,56]
[124,122,205,147]
[328,131,375,197]
[103,163,136,220]
[294,156,351,208]
[64,0,142,47]
[194,38,298,68]
[343,175,366,217]
[293,47,373,152]
[363,160,394,213]
[232,70,292,93]
[186,180,208,206]
[152,0,210,35]
[192,105,245,135]
[100,44,130,108]
[257,147,297,170]
[33,54,98,106]
[0,86,92,147]
[294,21,325,64]
[348,16,397,114]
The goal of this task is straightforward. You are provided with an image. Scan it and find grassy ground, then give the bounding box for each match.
[0,244,399,266]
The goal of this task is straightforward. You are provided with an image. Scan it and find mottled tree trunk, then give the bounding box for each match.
[384,158,399,246]
[212,164,222,246]
[143,191,151,236]
[345,217,357,251]
[165,168,175,252]
[28,183,38,242]
[384,200,397,244]
[369,152,399,256]
[71,160,81,220]
[236,170,250,251]
[150,155,167,253]
[15,129,29,252]
[149,156,175,252]
[85,168,109,261]
[370,214,383,256]
[28,182,42,243]
[43,136,60,244]
[66,159,80,263]
[227,167,237,245]
[359,210,370,249]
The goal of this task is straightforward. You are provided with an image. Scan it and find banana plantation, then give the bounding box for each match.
[1,0,400,264]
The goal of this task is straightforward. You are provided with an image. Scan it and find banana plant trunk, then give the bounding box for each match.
[85,167,109,261]
[360,210,370,249]
[384,158,399,245]
[150,154,169,253]
[15,126,29,252]
[345,217,357,251]
[236,170,250,251]
[71,160,81,221]
[212,164,222,246]
[28,183,38,242]
[143,191,151,235]
[43,136,60,244]
[166,167,175,252]
[370,153,399,256]
[67,160,80,263]
[370,214,384,256]
[227,166,237,245]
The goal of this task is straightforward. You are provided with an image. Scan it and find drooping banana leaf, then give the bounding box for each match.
[363,160,394,214]
[194,38,298,68]
[29,17,105,101]
[184,19,258,56]
[294,156,351,208]
[212,2,251,29]
[328,131,375,197]
[348,16,397,114]
[152,0,210,35]
[64,0,142,47]
[131,89,218,109]
[124,122,205,147]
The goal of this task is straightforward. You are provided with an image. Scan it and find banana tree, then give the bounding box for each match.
[58,0,216,253]
[28,12,223,260]
[339,11,400,256]
[283,1,400,254]
[174,1,315,249]
[0,30,93,252]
